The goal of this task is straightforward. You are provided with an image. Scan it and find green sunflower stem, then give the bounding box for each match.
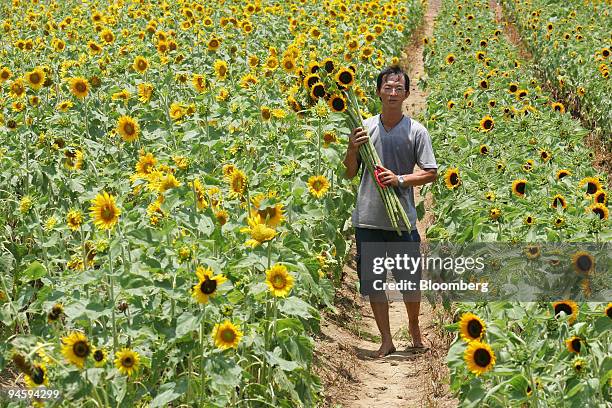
[107,230,118,356]
[200,311,206,400]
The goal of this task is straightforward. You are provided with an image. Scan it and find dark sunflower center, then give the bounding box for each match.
[483,119,492,129]
[138,60,147,70]
[595,193,605,203]
[593,208,605,219]
[221,328,236,342]
[102,204,114,220]
[529,247,538,254]
[93,350,104,361]
[509,85,517,92]
[32,366,45,384]
[332,98,345,111]
[576,255,592,272]
[210,40,218,48]
[325,61,334,72]
[76,82,87,92]
[467,319,483,338]
[481,146,488,154]
[272,274,286,289]
[553,197,564,207]
[554,303,572,316]
[339,71,352,85]
[526,217,533,223]
[200,277,217,295]
[122,356,134,367]
[124,123,135,135]
[307,76,319,87]
[312,180,323,190]
[73,340,90,358]
[313,85,325,97]
[516,182,525,194]
[586,182,597,194]
[30,73,41,83]
[571,339,581,352]
[473,348,491,367]
[450,173,459,185]
[606,307,612,319]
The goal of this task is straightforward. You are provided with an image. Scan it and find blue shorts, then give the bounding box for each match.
[355,228,421,298]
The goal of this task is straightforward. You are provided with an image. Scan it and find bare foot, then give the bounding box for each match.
[375,343,396,358]
[409,322,423,348]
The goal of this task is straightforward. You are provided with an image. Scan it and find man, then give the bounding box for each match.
[343,66,438,357]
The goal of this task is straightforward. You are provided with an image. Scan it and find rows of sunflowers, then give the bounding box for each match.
[422,0,610,406]
[0,0,425,406]
[501,0,612,142]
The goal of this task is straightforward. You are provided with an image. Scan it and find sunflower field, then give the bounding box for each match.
[0,0,425,406]
[501,0,612,142]
[421,0,611,406]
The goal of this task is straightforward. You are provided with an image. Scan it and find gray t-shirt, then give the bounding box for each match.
[351,114,437,232]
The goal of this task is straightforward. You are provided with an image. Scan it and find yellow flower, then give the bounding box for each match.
[19,196,33,213]
[214,59,228,80]
[64,147,84,170]
[66,209,83,231]
[112,89,131,101]
[192,266,228,304]
[56,100,74,112]
[552,300,578,324]
[512,179,527,197]
[24,363,49,388]
[192,74,207,93]
[135,152,157,176]
[578,177,601,195]
[133,56,149,73]
[61,331,91,368]
[479,115,494,132]
[565,336,583,353]
[68,77,89,99]
[444,168,461,189]
[89,191,121,231]
[265,264,294,297]
[212,320,243,350]
[307,175,330,198]
[114,348,140,377]
[228,169,247,198]
[92,348,107,367]
[25,67,46,90]
[251,196,284,227]
[240,215,276,248]
[459,313,486,342]
[464,341,495,376]
[137,83,153,103]
[116,116,140,142]
[572,251,595,275]
[169,102,186,121]
[155,172,181,193]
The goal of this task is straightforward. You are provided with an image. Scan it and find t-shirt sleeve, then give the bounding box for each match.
[415,126,438,170]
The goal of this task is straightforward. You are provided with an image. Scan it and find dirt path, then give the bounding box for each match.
[315,1,457,406]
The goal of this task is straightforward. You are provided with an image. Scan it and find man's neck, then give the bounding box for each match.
[380,109,404,130]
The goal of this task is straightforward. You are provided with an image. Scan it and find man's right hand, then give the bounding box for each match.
[348,127,369,152]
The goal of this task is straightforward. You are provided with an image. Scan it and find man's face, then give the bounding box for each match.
[376,73,409,109]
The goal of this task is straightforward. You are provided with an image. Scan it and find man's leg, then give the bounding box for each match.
[371,294,396,357]
[403,298,424,347]
[398,229,424,348]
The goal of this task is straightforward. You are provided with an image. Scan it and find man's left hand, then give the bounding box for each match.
[376,166,398,187]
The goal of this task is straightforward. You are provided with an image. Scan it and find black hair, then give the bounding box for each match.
[376,66,410,92]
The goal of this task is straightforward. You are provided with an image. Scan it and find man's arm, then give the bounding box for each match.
[400,168,437,186]
[343,127,369,179]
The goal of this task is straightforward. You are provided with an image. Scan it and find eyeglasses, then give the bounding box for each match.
[381,86,406,94]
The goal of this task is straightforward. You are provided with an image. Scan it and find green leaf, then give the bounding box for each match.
[22,261,46,281]
[150,382,183,408]
[279,297,314,319]
[265,346,299,371]
[175,311,201,338]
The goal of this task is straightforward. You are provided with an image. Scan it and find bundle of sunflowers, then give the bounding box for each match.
[343,89,412,235]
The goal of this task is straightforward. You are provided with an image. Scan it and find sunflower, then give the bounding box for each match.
[100,28,115,44]
[212,320,243,350]
[479,79,489,89]
[572,251,595,275]
[552,216,565,228]
[66,209,83,231]
[328,94,347,112]
[522,159,534,172]
[484,191,496,201]
[89,191,121,231]
[207,37,221,52]
[552,300,578,323]
[593,190,607,204]
[69,77,89,99]
[137,83,153,103]
[10,79,26,98]
[445,54,456,64]
[265,264,294,297]
[459,313,486,342]
[88,40,103,54]
[551,194,567,209]
[464,341,495,376]
[116,116,140,142]
[24,363,49,388]
[135,152,157,177]
[92,348,107,367]
[215,209,229,225]
[605,303,612,319]
[335,67,355,87]
[524,215,536,226]
[444,168,461,189]
[132,56,149,73]
[556,169,570,180]
[479,145,489,155]
[47,303,64,322]
[589,203,609,220]
[323,131,338,147]
[228,169,247,197]
[447,100,455,109]
[62,147,84,171]
[524,245,541,259]
[538,149,551,162]
[565,336,583,353]
[251,196,284,227]
[479,115,494,132]
[114,348,140,377]
[214,60,228,80]
[25,67,45,90]
[192,266,227,304]
[0,67,12,83]
[508,82,518,93]
[578,177,601,195]
[489,208,501,220]
[310,82,326,100]
[551,102,565,113]
[240,215,276,248]
[307,175,330,198]
[511,179,527,197]
[322,58,335,73]
[61,331,91,368]
[516,89,528,99]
